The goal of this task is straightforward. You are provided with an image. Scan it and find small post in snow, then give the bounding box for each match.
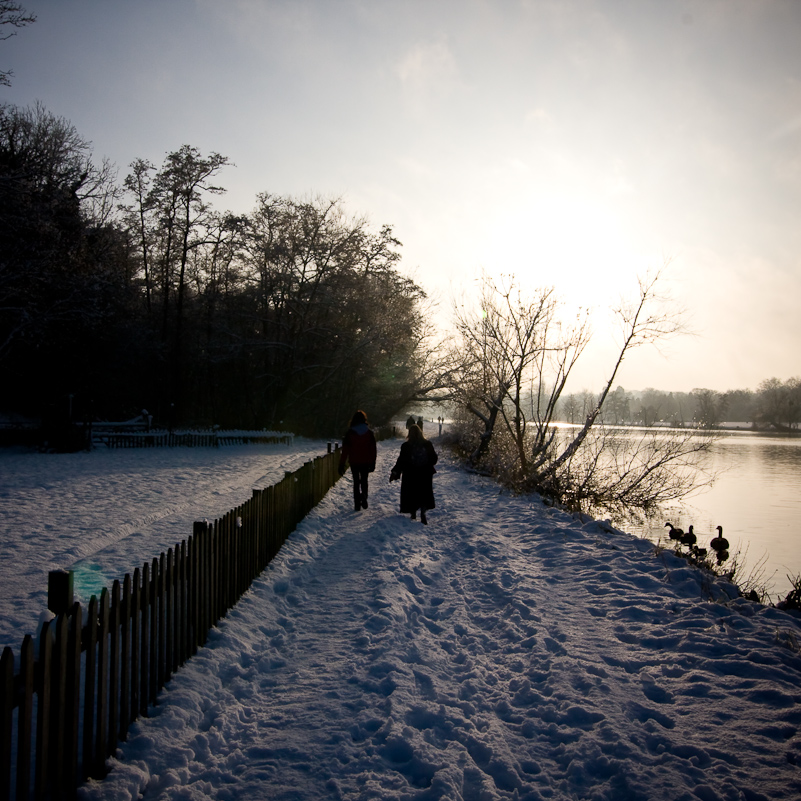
[48,569,74,615]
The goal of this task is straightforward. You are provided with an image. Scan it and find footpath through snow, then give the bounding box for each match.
[74,441,801,801]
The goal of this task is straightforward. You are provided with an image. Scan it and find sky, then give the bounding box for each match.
[3,0,801,393]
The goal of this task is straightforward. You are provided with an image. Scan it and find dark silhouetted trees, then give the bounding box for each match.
[0,105,429,436]
[117,154,428,433]
[0,102,136,425]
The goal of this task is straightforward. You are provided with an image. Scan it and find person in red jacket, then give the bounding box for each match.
[338,410,378,511]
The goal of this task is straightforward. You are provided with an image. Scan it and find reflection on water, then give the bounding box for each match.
[614,433,801,602]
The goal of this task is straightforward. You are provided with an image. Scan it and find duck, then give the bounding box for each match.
[665,522,684,541]
[710,525,729,553]
[680,524,697,547]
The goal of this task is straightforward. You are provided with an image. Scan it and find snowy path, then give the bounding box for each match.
[79,443,801,801]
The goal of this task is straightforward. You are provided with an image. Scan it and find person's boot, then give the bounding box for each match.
[362,498,368,509]
[420,510,428,525]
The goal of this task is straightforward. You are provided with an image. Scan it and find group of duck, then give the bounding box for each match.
[664,522,730,564]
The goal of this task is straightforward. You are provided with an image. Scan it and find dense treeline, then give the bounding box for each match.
[0,103,427,436]
[559,378,801,431]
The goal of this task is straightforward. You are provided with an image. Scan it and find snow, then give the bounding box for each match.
[0,437,329,650]
[3,438,801,799]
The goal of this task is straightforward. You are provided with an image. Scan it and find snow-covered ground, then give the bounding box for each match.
[0,437,329,651]
[3,437,801,799]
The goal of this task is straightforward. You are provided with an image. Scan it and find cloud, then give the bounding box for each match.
[525,107,555,125]
[395,40,458,92]
[768,112,801,141]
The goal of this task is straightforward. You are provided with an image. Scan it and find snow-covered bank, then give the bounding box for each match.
[59,442,801,801]
[0,438,329,651]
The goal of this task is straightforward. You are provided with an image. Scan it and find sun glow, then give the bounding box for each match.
[477,192,645,311]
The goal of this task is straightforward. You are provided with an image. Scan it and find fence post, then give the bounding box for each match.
[82,597,98,781]
[48,570,74,616]
[139,564,150,716]
[154,555,164,699]
[165,550,174,683]
[65,603,82,790]
[0,647,13,801]
[17,635,34,801]
[50,614,68,795]
[121,574,132,739]
[95,589,110,777]
[35,621,52,799]
[191,522,204,651]
[252,490,263,570]
[108,581,121,760]
[176,540,186,670]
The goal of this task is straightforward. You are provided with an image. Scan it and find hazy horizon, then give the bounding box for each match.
[4,0,800,394]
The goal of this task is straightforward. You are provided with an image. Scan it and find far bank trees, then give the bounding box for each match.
[754,377,801,432]
[558,378,801,432]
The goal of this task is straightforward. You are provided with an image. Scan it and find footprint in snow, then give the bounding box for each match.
[641,681,674,705]
[544,636,567,656]
[398,574,424,595]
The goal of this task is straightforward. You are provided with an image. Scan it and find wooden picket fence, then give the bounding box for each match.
[0,446,342,801]
[94,430,294,449]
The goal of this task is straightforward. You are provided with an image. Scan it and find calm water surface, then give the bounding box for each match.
[618,433,801,601]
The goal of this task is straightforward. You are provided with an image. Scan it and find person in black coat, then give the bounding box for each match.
[390,424,438,524]
[339,410,377,511]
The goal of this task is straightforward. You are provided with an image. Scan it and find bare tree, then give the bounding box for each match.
[541,270,683,478]
[603,386,631,425]
[449,272,589,469]
[545,424,715,514]
[121,158,156,311]
[150,145,230,346]
[445,269,711,513]
[0,102,122,359]
[1,2,35,87]
[238,193,430,431]
[121,146,231,417]
[756,376,801,431]
[692,388,727,428]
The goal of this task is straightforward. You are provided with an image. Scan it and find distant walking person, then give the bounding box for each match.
[416,416,424,432]
[390,424,438,524]
[339,410,377,511]
[406,414,416,432]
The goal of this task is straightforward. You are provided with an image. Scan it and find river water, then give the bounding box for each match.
[615,432,801,603]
